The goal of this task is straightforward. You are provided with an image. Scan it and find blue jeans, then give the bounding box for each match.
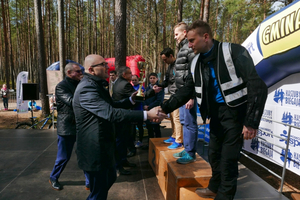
[85,167,117,200]
[50,135,89,185]
[179,99,198,157]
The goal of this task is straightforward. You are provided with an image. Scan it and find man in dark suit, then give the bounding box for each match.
[73,54,166,200]
[112,66,139,175]
[49,63,89,190]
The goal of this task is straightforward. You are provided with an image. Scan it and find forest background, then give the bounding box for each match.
[0,0,293,114]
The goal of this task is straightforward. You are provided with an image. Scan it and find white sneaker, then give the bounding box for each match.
[135,141,143,148]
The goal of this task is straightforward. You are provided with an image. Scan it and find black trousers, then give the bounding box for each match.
[208,103,245,200]
[85,167,116,200]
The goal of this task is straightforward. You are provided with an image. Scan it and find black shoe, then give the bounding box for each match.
[141,145,149,150]
[127,151,136,157]
[118,167,132,175]
[195,187,217,198]
[49,179,62,190]
[123,160,137,168]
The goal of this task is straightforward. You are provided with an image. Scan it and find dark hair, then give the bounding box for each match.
[110,70,116,75]
[118,66,130,78]
[187,20,212,38]
[148,72,158,78]
[132,74,139,79]
[160,47,174,58]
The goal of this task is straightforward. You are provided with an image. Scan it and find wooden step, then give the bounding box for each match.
[148,137,182,176]
[165,152,211,200]
[292,193,300,200]
[158,148,182,199]
[179,187,214,200]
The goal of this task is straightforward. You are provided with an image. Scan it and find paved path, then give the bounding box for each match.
[0,128,288,200]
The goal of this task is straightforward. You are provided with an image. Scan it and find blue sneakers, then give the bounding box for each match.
[176,153,196,164]
[173,150,187,158]
[167,142,183,149]
[163,137,175,144]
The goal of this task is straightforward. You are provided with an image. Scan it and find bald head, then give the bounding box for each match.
[84,54,109,80]
[84,54,106,71]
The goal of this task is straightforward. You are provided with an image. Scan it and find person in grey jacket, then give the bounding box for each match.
[49,63,89,191]
[73,54,166,200]
[170,22,198,164]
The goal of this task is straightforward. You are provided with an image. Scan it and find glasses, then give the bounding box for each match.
[74,70,83,74]
[91,62,108,68]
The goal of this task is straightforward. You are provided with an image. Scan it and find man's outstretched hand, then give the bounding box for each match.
[147,106,167,122]
[153,85,163,93]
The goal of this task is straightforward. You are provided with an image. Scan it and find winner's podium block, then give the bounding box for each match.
[148,138,182,176]
[179,187,214,200]
[148,138,212,200]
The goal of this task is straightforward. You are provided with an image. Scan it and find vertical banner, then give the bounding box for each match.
[16,71,29,113]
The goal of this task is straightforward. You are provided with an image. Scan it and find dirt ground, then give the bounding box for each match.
[0,109,299,199]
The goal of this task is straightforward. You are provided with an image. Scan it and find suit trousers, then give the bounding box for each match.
[170,108,183,143]
[85,167,117,200]
[50,135,89,185]
[207,103,245,200]
[179,100,198,157]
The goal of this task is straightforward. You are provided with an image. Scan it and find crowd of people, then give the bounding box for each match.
[48,20,267,200]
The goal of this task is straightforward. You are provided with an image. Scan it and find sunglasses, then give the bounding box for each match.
[74,70,83,73]
[91,62,108,68]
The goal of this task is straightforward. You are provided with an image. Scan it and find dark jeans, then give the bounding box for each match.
[85,167,117,200]
[50,135,89,185]
[208,103,245,200]
[146,122,161,139]
[179,99,198,157]
[2,98,8,108]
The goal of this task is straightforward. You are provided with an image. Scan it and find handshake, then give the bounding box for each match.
[146,106,167,123]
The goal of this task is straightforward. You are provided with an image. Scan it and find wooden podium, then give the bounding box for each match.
[149,138,212,200]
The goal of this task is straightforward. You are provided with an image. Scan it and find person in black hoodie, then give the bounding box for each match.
[160,20,267,200]
[143,73,165,148]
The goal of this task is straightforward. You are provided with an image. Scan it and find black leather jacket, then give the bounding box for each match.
[174,38,195,89]
[55,76,79,136]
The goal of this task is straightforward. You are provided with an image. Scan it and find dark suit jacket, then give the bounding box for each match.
[112,76,156,101]
[73,73,143,171]
[112,77,135,101]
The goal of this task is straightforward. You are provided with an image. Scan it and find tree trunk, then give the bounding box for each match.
[76,0,80,62]
[177,0,183,23]
[6,0,15,89]
[203,0,210,23]
[1,0,10,88]
[93,0,97,54]
[58,0,65,79]
[33,0,50,115]
[114,0,126,70]
[47,0,52,65]
[199,0,205,20]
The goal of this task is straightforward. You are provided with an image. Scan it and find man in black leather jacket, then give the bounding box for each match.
[161,20,267,200]
[49,63,89,191]
[73,54,166,200]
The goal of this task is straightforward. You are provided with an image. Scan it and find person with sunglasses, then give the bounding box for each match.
[49,63,89,191]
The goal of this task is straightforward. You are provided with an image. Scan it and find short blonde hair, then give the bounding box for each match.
[174,22,188,31]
